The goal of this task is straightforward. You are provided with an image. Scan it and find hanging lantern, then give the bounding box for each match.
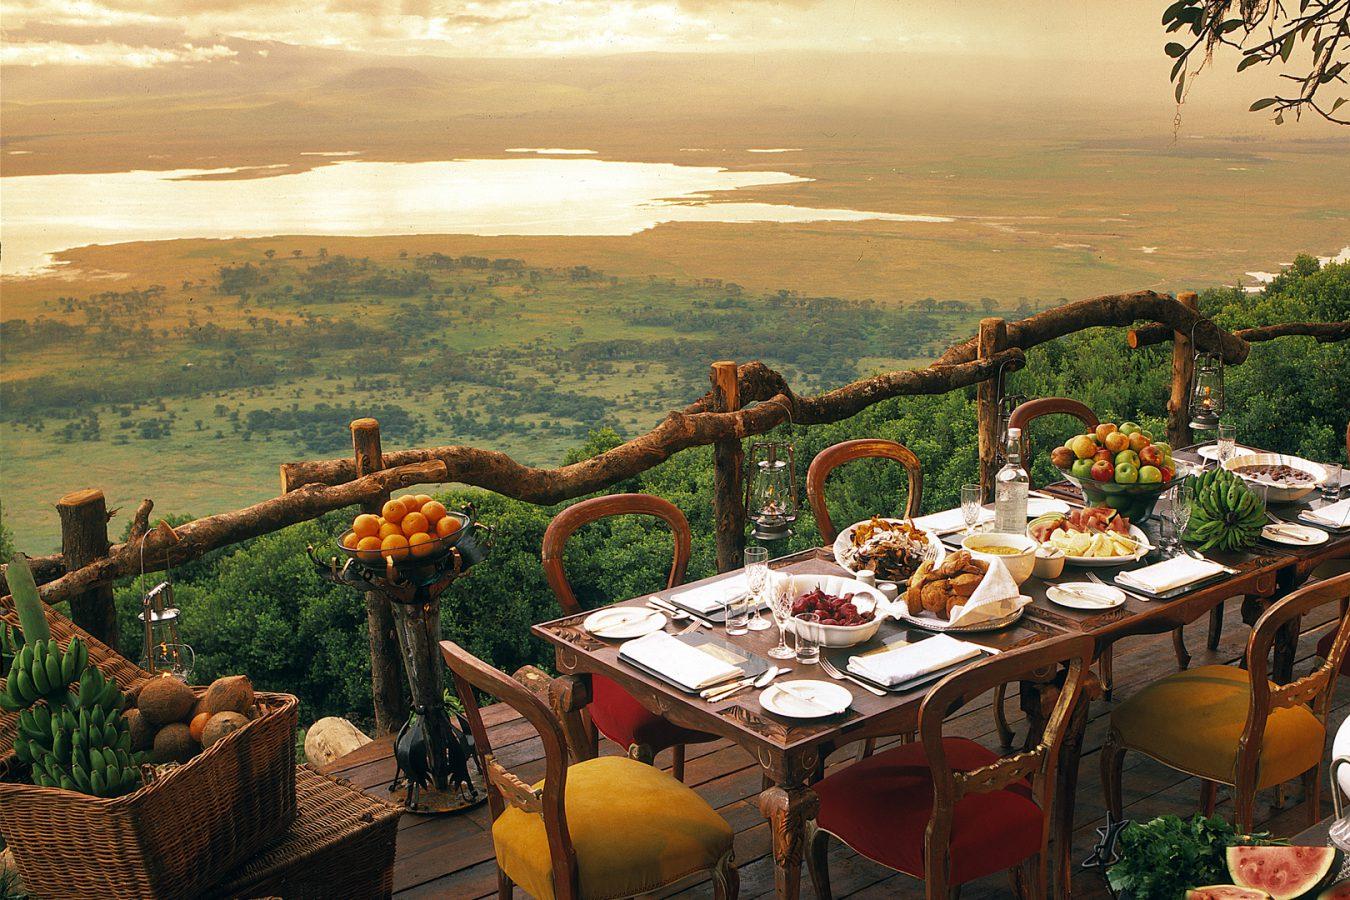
[745,441,798,541]
[1188,351,1224,431]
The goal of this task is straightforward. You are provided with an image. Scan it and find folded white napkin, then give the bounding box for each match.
[1116,555,1225,594]
[618,631,741,690]
[1302,498,1350,529]
[847,634,982,687]
[948,558,1030,627]
[666,574,749,614]
[914,507,993,533]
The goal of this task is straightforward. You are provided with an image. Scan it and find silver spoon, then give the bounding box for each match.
[704,665,782,702]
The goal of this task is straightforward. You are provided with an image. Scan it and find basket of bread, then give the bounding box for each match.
[897,550,1031,632]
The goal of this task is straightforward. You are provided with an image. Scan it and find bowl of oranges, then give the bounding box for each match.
[339,494,473,570]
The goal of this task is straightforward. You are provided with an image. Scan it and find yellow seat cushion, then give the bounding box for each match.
[492,755,733,900]
[1112,664,1324,788]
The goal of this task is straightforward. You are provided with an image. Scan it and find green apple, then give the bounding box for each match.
[1119,421,1141,436]
[1071,458,1094,480]
[1115,462,1139,484]
[1138,465,1162,484]
[1114,449,1140,469]
[1152,441,1172,456]
[1140,430,1154,442]
[1069,434,1097,460]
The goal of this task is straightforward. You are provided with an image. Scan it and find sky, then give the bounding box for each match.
[0,0,1170,67]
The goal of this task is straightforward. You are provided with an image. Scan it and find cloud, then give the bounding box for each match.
[0,38,236,65]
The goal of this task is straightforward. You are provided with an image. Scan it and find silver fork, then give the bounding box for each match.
[818,655,886,696]
[1087,571,1150,604]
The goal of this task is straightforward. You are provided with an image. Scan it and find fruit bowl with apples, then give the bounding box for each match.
[1050,421,1177,521]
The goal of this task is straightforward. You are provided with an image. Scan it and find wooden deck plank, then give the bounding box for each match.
[327,601,1348,899]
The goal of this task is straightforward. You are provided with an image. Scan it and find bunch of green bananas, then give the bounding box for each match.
[1184,467,1266,552]
[0,636,88,712]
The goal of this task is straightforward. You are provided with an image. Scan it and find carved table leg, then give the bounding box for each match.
[758,781,820,900]
[548,674,596,763]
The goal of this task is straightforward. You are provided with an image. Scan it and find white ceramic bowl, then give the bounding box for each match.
[1033,546,1066,580]
[782,573,887,648]
[1223,452,1326,504]
[960,533,1038,585]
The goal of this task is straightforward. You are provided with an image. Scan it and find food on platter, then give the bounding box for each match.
[342,494,463,565]
[1231,462,1316,485]
[1225,846,1342,900]
[843,517,933,581]
[1031,507,1143,559]
[904,550,988,619]
[972,544,1022,556]
[1052,421,1175,486]
[792,588,875,626]
[1185,888,1272,900]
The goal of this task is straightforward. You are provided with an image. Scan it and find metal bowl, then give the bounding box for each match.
[339,510,481,572]
[1223,452,1326,504]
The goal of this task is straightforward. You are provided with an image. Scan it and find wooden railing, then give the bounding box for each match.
[3,288,1346,732]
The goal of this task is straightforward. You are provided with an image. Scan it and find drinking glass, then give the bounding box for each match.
[794,613,821,665]
[1216,423,1237,465]
[723,593,750,635]
[744,546,771,631]
[1323,462,1344,501]
[960,483,983,534]
[767,573,797,660]
[1170,480,1194,552]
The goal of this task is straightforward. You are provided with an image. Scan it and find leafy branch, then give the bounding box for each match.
[1163,0,1349,124]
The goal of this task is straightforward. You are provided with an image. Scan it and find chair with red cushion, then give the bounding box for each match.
[806,633,1093,899]
[542,493,717,781]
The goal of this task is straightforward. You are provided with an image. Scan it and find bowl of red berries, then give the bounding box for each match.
[786,574,888,648]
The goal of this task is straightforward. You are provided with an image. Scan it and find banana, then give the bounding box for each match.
[78,667,99,708]
[13,668,38,705]
[98,679,119,714]
[102,723,118,746]
[61,637,79,683]
[13,736,33,764]
[43,640,64,694]
[90,768,106,797]
[88,746,106,772]
[71,763,91,793]
[59,775,76,792]
[52,729,71,766]
[30,641,51,695]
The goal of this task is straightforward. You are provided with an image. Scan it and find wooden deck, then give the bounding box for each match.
[326,598,1349,899]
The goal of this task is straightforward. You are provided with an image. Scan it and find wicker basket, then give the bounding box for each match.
[1,599,300,899]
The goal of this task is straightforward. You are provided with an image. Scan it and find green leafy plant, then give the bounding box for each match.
[1107,814,1282,899]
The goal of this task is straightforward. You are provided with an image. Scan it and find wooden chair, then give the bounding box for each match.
[806,438,924,544]
[440,640,738,900]
[806,633,1094,900]
[1103,571,1350,832]
[541,494,716,780]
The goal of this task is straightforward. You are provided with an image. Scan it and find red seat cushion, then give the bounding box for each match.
[589,675,716,752]
[813,737,1044,886]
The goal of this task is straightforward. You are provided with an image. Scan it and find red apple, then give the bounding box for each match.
[1091,460,1115,482]
[1094,423,1118,443]
[1159,466,1174,483]
[1093,449,1114,464]
[1139,445,1163,467]
[1050,446,1075,469]
[1104,431,1130,453]
[1128,432,1150,452]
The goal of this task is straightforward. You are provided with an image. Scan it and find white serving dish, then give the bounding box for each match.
[960,533,1038,585]
[782,573,887,648]
[833,518,946,581]
[1223,452,1327,504]
[1033,516,1152,567]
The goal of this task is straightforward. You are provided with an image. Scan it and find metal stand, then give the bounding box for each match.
[308,513,490,815]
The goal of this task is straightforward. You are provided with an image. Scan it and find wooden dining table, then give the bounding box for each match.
[532,444,1350,899]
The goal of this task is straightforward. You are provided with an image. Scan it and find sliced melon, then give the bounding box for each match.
[1186,886,1271,899]
[1227,846,1341,900]
[1317,881,1350,900]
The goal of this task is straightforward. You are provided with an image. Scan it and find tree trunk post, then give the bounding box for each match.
[1167,291,1199,449]
[351,417,409,736]
[56,489,117,648]
[710,361,746,572]
[976,318,1008,500]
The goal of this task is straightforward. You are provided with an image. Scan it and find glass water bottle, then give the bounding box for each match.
[994,427,1029,535]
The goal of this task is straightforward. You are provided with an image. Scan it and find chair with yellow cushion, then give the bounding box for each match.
[440,640,738,900]
[1103,571,1350,831]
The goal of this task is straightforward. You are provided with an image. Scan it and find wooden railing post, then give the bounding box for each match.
[976,318,1008,500]
[710,361,746,572]
[1167,291,1199,449]
[56,489,117,649]
[351,417,409,736]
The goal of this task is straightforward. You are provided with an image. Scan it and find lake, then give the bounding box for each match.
[0,157,952,275]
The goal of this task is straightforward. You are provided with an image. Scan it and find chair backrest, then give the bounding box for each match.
[440,640,581,899]
[1241,571,1350,774]
[541,493,692,616]
[917,633,1094,894]
[1008,398,1099,480]
[806,439,924,543]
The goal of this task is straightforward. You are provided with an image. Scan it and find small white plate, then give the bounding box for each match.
[584,607,667,639]
[1047,582,1126,610]
[1197,443,1255,461]
[760,680,852,719]
[1261,522,1330,546]
[1027,497,1072,518]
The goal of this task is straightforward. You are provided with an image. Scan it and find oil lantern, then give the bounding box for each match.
[745,441,798,541]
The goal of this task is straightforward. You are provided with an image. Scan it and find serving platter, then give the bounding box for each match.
[1032,514,1152,567]
[833,517,946,580]
[893,602,1027,633]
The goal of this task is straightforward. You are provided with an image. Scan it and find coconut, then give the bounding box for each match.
[201,711,250,749]
[201,675,255,716]
[150,722,197,764]
[124,708,155,752]
[138,675,196,726]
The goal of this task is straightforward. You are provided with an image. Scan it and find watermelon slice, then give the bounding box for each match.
[1317,882,1350,900]
[1187,886,1272,899]
[1227,847,1341,900]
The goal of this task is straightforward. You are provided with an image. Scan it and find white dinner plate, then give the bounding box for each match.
[760,680,852,719]
[1047,582,1126,610]
[1196,443,1255,461]
[1260,522,1330,547]
[833,518,946,579]
[1049,523,1153,567]
[584,607,667,639]
[1027,497,1072,518]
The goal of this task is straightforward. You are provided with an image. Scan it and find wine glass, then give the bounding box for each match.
[960,483,983,534]
[1170,480,1194,554]
[767,573,797,660]
[744,546,771,631]
[1216,423,1237,465]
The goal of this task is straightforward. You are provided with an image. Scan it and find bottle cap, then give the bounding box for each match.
[1007,427,1022,438]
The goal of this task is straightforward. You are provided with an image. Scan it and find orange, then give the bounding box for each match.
[381,499,407,524]
[341,531,361,550]
[421,501,447,524]
[378,521,402,540]
[190,711,212,743]
[435,516,461,540]
[399,494,422,513]
[380,533,410,561]
[401,512,429,537]
[356,535,383,562]
[413,494,433,507]
[351,514,381,538]
[409,531,436,558]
